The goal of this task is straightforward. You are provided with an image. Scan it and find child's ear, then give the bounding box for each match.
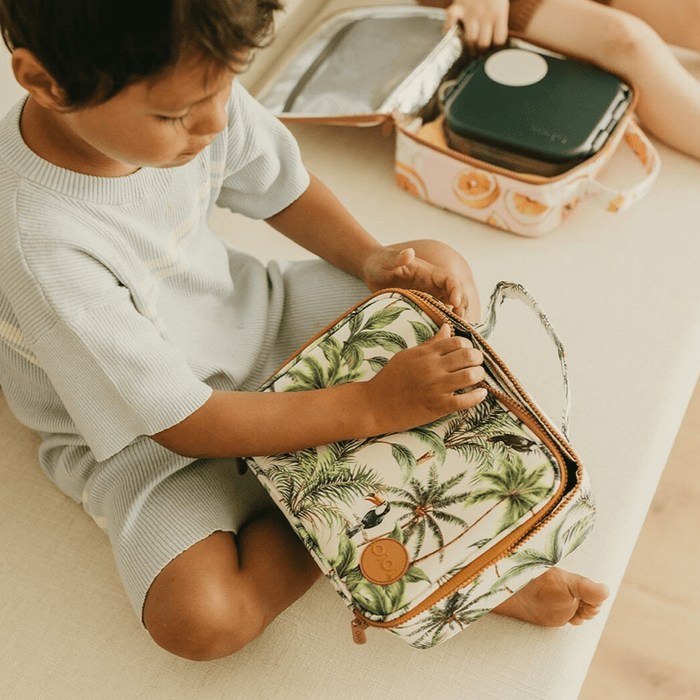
[11,48,69,111]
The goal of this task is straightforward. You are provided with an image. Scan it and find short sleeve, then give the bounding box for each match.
[215,83,311,219]
[7,228,213,462]
[32,294,213,461]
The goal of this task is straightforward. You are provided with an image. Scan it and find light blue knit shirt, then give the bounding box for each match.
[0,82,310,502]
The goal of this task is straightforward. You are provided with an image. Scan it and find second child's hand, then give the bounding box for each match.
[444,0,509,51]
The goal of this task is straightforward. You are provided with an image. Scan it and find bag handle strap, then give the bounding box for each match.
[472,281,571,439]
[584,120,661,214]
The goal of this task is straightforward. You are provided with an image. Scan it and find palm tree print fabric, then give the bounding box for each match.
[245,290,595,648]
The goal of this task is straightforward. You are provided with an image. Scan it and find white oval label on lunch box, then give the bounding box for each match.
[485,49,548,87]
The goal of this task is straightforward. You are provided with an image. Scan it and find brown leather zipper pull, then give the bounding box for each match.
[351,617,369,644]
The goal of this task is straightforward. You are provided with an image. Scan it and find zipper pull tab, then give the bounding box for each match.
[351,617,369,645]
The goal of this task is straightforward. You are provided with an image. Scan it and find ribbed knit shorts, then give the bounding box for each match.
[509,0,612,32]
[103,259,369,622]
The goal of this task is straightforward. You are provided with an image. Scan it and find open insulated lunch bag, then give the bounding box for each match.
[254,4,660,236]
[244,283,596,648]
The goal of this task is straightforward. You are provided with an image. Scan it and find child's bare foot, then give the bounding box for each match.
[492,567,610,627]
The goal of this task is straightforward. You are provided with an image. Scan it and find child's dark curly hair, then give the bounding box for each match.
[0,0,282,107]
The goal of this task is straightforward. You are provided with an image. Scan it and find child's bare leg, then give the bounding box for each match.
[492,566,610,626]
[607,0,700,53]
[142,510,322,661]
[525,0,700,159]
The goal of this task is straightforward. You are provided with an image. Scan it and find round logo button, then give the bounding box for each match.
[360,538,410,585]
[484,49,549,87]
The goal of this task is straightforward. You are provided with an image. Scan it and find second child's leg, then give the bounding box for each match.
[607,0,700,53]
[525,0,700,160]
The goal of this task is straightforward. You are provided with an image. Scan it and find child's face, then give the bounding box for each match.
[57,54,243,175]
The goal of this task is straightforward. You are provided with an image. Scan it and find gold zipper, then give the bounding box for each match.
[348,290,584,643]
[351,479,578,643]
[350,384,573,640]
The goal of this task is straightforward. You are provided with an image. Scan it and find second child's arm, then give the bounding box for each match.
[151,324,486,458]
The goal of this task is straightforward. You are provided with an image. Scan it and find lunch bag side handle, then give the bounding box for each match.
[583,120,661,214]
[473,281,571,438]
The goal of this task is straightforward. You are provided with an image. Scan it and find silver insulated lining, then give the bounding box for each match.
[257,6,462,118]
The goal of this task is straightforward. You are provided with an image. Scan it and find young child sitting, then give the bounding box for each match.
[0,0,609,661]
[435,0,700,161]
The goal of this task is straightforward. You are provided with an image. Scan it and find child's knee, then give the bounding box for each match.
[600,11,663,73]
[684,0,700,27]
[144,583,266,661]
[684,0,700,45]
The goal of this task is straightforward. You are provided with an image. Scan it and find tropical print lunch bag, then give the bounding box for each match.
[244,282,596,648]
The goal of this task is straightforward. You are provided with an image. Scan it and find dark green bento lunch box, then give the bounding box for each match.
[441,45,632,176]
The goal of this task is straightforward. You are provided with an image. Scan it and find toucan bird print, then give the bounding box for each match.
[346,493,391,540]
[489,434,538,453]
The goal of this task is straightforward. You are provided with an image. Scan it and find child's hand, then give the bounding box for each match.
[363,323,487,433]
[362,239,481,323]
[445,0,509,51]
